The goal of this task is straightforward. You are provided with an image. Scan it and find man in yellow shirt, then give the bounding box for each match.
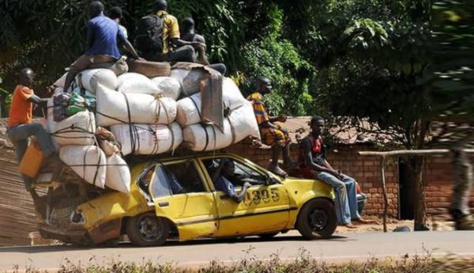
[247,77,294,177]
[142,0,205,63]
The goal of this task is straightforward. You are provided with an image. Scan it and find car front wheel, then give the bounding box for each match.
[296,198,337,239]
[126,212,170,246]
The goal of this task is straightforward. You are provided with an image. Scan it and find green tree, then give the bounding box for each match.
[302,0,433,229]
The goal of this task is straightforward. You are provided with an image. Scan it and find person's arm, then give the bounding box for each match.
[27,94,48,106]
[121,39,143,60]
[194,35,209,65]
[116,28,142,60]
[232,182,251,203]
[269,114,287,123]
[170,37,205,49]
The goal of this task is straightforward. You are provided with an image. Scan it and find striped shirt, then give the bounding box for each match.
[247,92,269,125]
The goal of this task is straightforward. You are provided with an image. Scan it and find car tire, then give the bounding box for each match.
[126,212,170,247]
[296,198,337,239]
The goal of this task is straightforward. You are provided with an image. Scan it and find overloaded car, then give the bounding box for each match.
[35,153,337,246]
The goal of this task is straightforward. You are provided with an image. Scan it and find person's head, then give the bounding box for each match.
[153,0,168,13]
[20,68,35,87]
[255,76,272,94]
[109,6,123,21]
[181,17,195,34]
[221,159,235,177]
[89,1,104,18]
[310,116,325,136]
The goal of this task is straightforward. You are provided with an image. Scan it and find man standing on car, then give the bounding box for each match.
[62,1,141,92]
[7,68,57,191]
[298,116,371,228]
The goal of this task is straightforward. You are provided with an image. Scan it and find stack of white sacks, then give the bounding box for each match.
[46,67,259,195]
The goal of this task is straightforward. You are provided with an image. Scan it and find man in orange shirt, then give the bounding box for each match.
[7,68,56,191]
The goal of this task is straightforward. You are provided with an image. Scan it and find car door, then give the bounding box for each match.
[149,160,219,241]
[200,156,291,237]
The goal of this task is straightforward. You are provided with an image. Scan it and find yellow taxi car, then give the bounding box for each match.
[38,153,337,246]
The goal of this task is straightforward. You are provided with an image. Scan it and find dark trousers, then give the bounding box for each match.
[144,45,195,63]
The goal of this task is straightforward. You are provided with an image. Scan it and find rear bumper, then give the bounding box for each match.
[39,224,92,246]
[39,218,122,246]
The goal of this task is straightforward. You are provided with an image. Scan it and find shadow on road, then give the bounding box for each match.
[0,234,351,253]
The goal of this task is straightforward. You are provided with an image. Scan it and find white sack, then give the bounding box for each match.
[50,110,96,146]
[227,102,260,142]
[96,85,177,126]
[182,102,259,151]
[151,76,181,100]
[54,87,64,96]
[170,68,207,97]
[46,99,60,150]
[79,69,118,93]
[105,154,131,194]
[110,123,182,156]
[53,73,67,88]
[176,77,246,127]
[59,145,106,188]
[117,72,159,94]
[183,121,232,152]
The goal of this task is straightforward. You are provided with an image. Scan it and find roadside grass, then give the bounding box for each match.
[4,250,474,273]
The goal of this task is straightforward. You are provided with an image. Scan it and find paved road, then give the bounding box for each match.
[0,231,473,271]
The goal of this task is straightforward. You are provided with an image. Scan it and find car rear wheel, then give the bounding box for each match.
[126,212,170,246]
[296,198,337,239]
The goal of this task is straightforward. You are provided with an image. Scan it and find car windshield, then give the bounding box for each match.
[203,157,267,187]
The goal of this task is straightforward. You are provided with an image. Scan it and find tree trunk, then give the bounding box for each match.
[406,155,428,230]
[413,156,428,230]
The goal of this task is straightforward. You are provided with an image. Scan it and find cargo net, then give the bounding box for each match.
[34,163,109,230]
[47,197,82,230]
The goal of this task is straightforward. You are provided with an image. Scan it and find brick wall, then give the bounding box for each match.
[228,141,474,219]
[227,141,399,218]
[425,155,474,217]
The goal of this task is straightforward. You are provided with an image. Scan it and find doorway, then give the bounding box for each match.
[398,158,416,219]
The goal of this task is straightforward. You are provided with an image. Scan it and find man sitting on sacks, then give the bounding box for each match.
[139,0,205,63]
[180,17,227,75]
[7,68,57,192]
[63,1,142,92]
[247,77,295,177]
[211,159,252,203]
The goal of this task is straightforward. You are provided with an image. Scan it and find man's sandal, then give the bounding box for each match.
[269,166,288,178]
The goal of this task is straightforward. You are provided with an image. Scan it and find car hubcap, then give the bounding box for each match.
[138,215,163,242]
[309,208,328,231]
